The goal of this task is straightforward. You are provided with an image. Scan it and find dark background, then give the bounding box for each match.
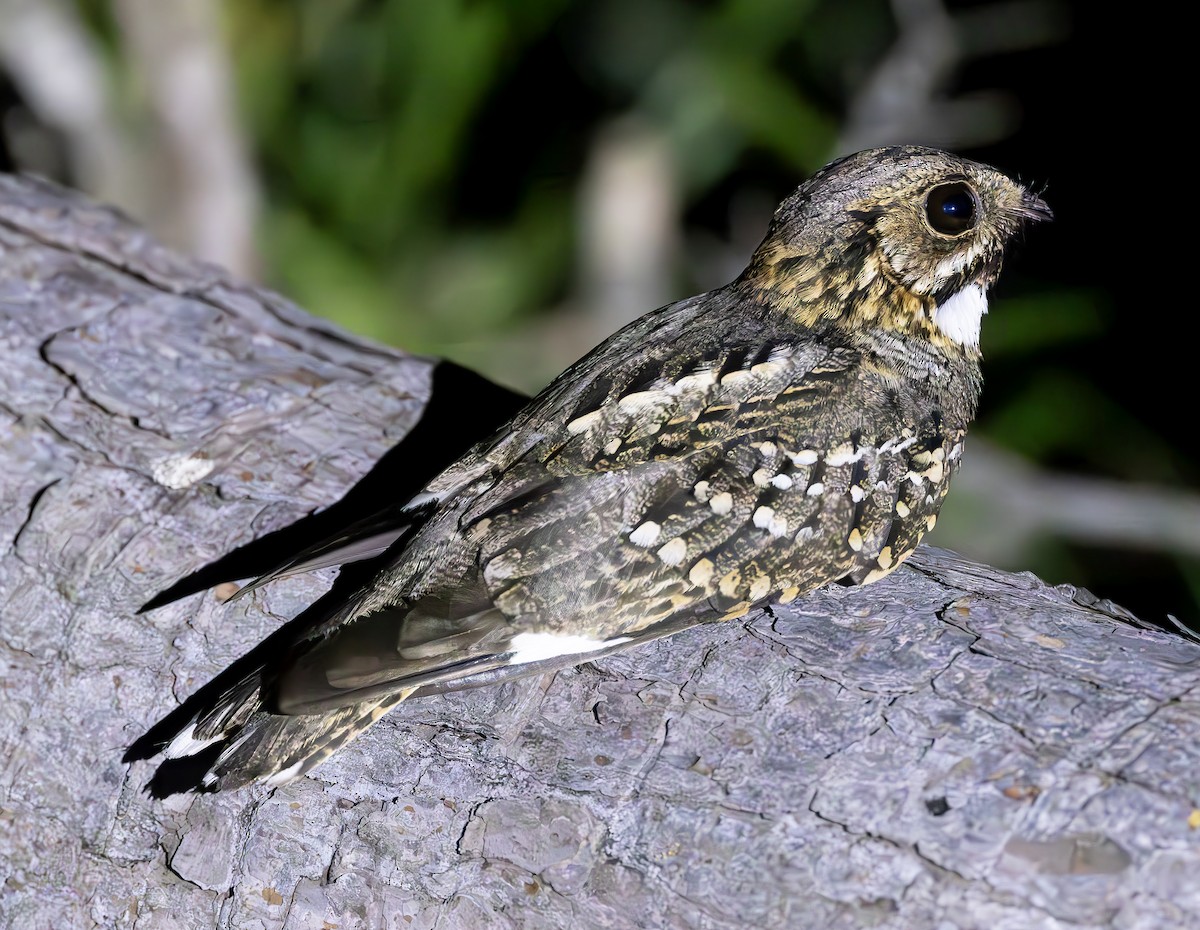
[2,0,1192,624]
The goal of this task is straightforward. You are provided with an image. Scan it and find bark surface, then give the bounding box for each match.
[2,174,1198,930]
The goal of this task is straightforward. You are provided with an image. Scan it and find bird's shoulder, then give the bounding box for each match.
[499,300,880,470]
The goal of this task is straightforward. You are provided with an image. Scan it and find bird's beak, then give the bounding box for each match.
[1016,189,1053,223]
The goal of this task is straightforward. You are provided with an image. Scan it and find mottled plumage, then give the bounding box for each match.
[126,146,1049,794]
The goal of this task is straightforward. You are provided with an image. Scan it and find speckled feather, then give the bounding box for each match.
[126,146,1049,793]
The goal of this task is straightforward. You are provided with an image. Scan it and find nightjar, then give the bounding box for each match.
[127,145,1050,794]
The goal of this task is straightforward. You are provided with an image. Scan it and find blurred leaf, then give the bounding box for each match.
[263,207,411,346]
[421,188,573,335]
[981,371,1185,483]
[707,56,834,171]
[983,289,1107,355]
[702,0,820,47]
[797,0,895,96]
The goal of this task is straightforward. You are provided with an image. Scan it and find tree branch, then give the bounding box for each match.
[1,174,1197,930]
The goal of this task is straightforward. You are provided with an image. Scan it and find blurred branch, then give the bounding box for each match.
[839,0,1068,152]
[0,0,259,276]
[945,439,1200,564]
[0,0,135,203]
[579,118,679,334]
[112,0,261,278]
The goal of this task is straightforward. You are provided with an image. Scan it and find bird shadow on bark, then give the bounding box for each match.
[125,360,529,792]
[138,360,528,612]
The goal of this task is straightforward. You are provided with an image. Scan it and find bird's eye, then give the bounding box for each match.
[925,182,978,235]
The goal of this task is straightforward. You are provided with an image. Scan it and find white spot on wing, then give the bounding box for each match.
[789,449,819,466]
[675,369,717,392]
[879,436,917,455]
[657,538,688,566]
[263,760,305,788]
[630,521,661,547]
[771,474,793,490]
[710,492,733,515]
[618,390,672,413]
[826,445,869,466]
[753,506,787,537]
[509,632,630,665]
[567,410,602,434]
[933,284,988,348]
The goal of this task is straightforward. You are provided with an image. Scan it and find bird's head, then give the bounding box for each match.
[744,146,1051,353]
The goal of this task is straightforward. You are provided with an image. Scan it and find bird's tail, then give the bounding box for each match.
[125,668,412,796]
[125,571,420,797]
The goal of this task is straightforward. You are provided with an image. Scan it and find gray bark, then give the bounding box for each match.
[2,173,1199,930]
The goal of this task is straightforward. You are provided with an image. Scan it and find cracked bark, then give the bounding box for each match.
[2,173,1199,930]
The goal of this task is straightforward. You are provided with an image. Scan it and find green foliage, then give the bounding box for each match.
[223,0,841,358]
[982,290,1107,357]
[227,0,577,353]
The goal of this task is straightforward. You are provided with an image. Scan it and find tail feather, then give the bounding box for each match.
[126,566,415,796]
[123,586,351,768]
[143,689,412,797]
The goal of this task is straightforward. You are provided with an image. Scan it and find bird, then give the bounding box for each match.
[125,145,1050,795]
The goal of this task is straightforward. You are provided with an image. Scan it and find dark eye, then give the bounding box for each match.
[925,182,978,235]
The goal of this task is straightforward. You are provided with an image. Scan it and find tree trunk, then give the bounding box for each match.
[2,173,1198,930]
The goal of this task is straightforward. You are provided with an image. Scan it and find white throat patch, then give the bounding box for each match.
[933,284,988,348]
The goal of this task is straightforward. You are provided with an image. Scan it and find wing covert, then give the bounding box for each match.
[270,335,965,712]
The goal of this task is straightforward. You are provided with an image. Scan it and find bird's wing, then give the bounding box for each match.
[228,502,432,601]
[268,330,957,714]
